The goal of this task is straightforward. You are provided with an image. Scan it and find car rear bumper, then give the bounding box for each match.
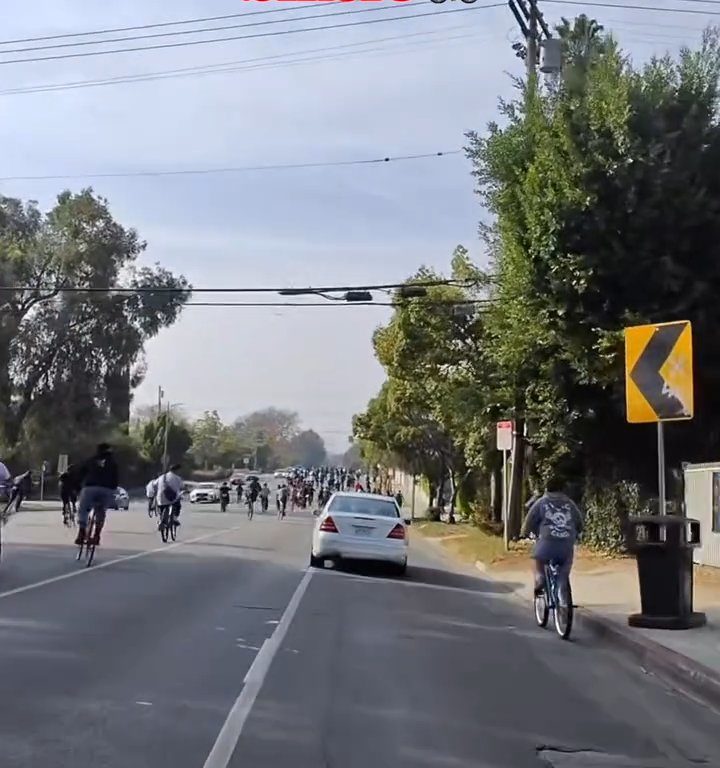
[313,533,407,564]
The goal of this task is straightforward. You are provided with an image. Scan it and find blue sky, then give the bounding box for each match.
[0,0,710,451]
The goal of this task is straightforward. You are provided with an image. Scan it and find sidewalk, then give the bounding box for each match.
[414,521,720,709]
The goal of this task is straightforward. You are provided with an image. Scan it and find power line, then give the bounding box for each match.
[544,0,720,15]
[0,5,339,46]
[0,279,474,294]
[0,4,503,66]
[182,298,494,307]
[0,1,443,55]
[0,149,462,182]
[0,25,480,96]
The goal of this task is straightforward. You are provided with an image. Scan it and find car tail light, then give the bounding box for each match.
[319,516,338,533]
[387,523,406,540]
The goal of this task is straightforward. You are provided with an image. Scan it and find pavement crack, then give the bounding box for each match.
[232,604,279,611]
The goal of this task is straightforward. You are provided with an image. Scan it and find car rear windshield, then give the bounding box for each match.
[327,496,399,518]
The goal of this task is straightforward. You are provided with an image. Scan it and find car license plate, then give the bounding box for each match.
[353,526,372,536]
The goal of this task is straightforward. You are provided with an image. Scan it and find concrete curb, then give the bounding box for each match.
[575,608,720,711]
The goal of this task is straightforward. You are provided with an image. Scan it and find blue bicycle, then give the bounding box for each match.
[534,560,574,640]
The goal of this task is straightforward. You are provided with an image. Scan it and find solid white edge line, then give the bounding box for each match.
[202,569,313,768]
[0,524,245,602]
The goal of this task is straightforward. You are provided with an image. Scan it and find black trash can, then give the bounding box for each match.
[625,515,706,629]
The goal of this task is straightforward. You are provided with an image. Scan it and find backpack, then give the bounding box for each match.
[163,474,178,503]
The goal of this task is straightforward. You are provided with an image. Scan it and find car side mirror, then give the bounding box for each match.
[404,518,412,526]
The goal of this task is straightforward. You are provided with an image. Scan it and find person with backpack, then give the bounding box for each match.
[156,464,184,529]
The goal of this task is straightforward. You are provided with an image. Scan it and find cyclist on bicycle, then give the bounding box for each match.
[157,464,183,527]
[520,476,583,597]
[219,481,231,511]
[259,482,270,512]
[59,465,80,524]
[75,443,119,546]
[146,476,159,515]
[248,476,261,503]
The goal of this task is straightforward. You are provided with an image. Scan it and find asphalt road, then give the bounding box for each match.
[0,492,717,768]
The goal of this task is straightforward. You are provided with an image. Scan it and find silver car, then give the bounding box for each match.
[310,492,410,575]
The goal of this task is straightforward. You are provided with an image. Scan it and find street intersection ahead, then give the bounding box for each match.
[0,499,717,768]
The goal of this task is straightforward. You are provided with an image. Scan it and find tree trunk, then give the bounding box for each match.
[490,468,502,523]
[448,472,457,524]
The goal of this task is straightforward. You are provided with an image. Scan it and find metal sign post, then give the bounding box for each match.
[657,422,666,516]
[625,320,693,515]
[497,421,513,549]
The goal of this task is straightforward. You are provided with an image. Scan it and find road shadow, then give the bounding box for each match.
[329,560,518,595]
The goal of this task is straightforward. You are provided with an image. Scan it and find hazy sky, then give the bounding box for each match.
[0,0,709,451]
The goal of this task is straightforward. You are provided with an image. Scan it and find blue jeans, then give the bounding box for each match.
[78,486,115,528]
[533,538,574,596]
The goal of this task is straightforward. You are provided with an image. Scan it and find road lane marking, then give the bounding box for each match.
[0,525,245,602]
[202,569,313,768]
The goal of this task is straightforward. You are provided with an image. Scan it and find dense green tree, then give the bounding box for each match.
[0,189,189,461]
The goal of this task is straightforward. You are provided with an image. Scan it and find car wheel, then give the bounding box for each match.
[310,553,324,569]
[393,561,407,577]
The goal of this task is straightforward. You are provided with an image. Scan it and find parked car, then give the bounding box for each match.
[190,482,219,504]
[310,492,410,575]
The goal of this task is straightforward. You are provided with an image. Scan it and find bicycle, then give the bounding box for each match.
[76,506,102,567]
[534,559,574,639]
[246,495,254,520]
[158,503,179,543]
[62,497,76,528]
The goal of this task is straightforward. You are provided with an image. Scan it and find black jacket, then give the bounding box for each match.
[81,452,119,490]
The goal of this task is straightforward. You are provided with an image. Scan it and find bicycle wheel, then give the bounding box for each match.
[247,503,253,520]
[534,590,549,627]
[85,515,97,567]
[554,579,574,639]
[169,518,177,542]
[160,512,169,543]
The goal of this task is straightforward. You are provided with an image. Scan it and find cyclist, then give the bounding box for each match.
[59,465,80,524]
[146,476,159,516]
[520,475,583,597]
[259,482,270,512]
[219,481,231,512]
[276,484,288,516]
[75,443,119,547]
[236,479,244,504]
[248,475,261,501]
[157,464,184,527]
[4,470,33,519]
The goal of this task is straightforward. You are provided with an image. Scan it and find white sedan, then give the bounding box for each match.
[189,482,219,503]
[310,492,410,575]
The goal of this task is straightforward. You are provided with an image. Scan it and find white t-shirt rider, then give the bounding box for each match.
[156,471,183,507]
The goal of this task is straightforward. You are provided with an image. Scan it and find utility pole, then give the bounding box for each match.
[527,0,538,78]
[162,402,171,472]
[508,0,559,77]
[157,385,164,418]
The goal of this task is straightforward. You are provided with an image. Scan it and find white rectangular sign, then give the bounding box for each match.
[57,454,69,474]
[496,421,513,452]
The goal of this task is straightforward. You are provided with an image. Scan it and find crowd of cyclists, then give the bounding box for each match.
[0,447,407,556]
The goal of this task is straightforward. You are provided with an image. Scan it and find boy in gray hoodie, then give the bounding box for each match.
[521,476,583,597]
